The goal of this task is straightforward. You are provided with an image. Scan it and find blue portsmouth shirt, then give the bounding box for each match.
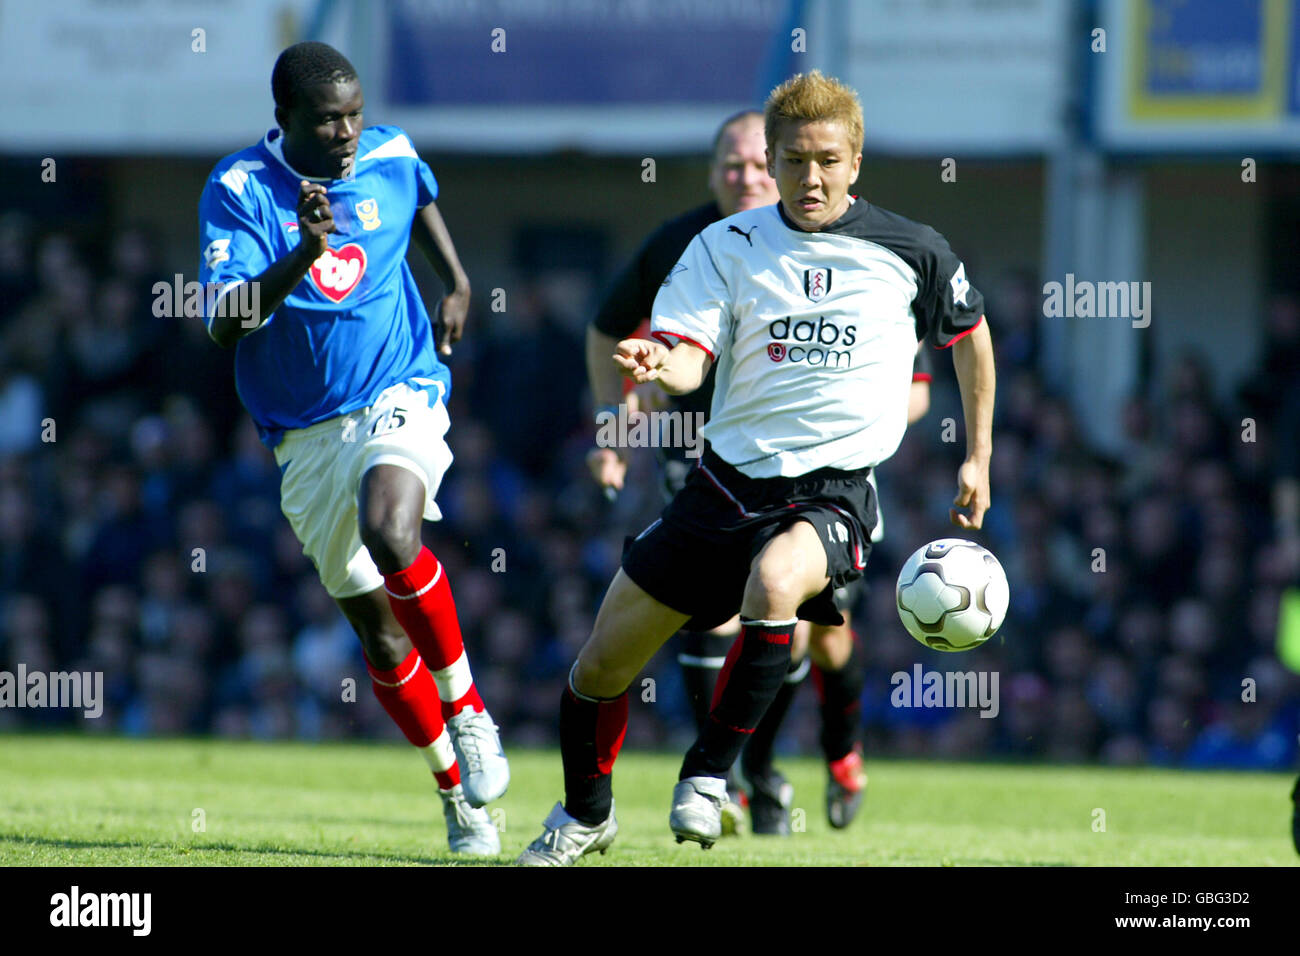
[198,124,451,448]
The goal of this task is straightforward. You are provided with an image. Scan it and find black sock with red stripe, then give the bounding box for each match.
[560,671,628,826]
[679,618,796,781]
[741,654,807,778]
[813,634,865,762]
[678,630,736,733]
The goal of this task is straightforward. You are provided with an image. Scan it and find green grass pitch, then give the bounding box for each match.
[0,734,1295,866]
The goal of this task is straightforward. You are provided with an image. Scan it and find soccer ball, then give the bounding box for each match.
[896,539,1009,652]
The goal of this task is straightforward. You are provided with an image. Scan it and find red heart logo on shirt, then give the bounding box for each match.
[309,243,367,302]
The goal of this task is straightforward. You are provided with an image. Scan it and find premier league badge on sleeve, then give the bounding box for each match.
[803,267,832,301]
[949,262,970,306]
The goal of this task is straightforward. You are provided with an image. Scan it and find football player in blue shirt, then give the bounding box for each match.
[198,42,506,855]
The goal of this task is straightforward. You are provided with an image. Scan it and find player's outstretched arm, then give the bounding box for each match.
[210,181,333,348]
[613,338,711,395]
[950,319,995,529]
[412,202,471,356]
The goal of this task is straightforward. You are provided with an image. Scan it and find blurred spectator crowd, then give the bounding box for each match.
[1,209,1298,771]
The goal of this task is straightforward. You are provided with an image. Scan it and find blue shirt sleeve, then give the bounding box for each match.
[198,168,276,333]
[416,157,438,207]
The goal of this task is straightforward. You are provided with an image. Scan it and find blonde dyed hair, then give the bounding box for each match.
[764,70,864,154]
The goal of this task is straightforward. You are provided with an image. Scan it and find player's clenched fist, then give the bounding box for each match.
[613,338,669,383]
[297,181,334,257]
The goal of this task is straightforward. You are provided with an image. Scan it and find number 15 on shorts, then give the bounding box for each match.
[369,406,408,437]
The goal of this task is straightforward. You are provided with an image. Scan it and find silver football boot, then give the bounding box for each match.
[669,776,729,849]
[439,784,501,856]
[516,801,618,866]
[446,708,510,807]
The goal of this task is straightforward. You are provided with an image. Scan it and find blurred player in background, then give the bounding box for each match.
[198,42,507,855]
[585,110,932,836]
[521,71,993,865]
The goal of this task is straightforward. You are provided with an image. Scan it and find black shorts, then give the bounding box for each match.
[623,447,877,631]
[831,577,864,615]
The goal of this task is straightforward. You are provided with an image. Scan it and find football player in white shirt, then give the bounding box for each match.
[519,70,995,865]
[585,110,933,837]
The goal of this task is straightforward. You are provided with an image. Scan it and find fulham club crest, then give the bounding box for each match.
[804,268,832,301]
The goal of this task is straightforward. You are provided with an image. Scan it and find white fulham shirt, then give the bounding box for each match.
[650,199,984,478]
